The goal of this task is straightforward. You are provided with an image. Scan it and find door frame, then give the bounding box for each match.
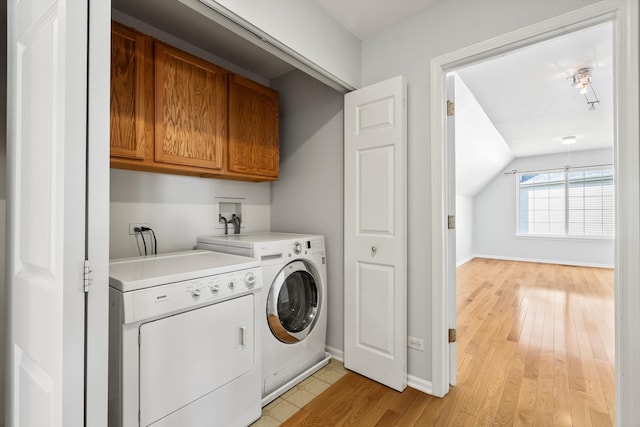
[86,0,111,425]
[430,0,639,422]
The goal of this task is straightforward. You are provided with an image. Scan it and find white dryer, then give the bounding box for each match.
[197,232,331,406]
[108,250,262,427]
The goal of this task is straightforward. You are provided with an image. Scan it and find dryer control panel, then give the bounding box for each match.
[118,268,262,324]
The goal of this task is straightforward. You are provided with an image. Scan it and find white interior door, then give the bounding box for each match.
[446,74,457,386]
[344,76,407,391]
[7,1,88,425]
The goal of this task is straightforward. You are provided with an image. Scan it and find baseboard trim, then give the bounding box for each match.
[473,253,613,269]
[325,347,434,395]
[456,255,475,267]
[408,375,433,395]
[325,346,343,362]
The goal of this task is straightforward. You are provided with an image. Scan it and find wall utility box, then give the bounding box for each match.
[214,197,245,232]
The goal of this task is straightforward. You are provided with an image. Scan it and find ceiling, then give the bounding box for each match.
[313,0,447,39]
[456,21,614,158]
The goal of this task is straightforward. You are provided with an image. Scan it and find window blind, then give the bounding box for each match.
[518,166,614,238]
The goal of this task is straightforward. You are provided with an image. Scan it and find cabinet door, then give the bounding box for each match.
[110,22,153,160]
[228,74,279,178]
[155,42,227,170]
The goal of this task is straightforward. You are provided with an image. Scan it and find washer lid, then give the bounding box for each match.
[197,232,317,249]
[109,250,259,292]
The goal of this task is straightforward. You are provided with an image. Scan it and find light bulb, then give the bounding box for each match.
[579,86,588,94]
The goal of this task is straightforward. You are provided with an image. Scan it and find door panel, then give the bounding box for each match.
[228,74,279,178]
[7,0,88,425]
[110,22,153,160]
[357,146,394,234]
[344,76,407,392]
[357,262,395,356]
[154,42,227,170]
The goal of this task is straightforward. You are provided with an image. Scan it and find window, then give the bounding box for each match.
[518,166,614,238]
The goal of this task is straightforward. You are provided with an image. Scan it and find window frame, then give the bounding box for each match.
[515,165,614,240]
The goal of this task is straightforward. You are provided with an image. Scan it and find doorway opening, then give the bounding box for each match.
[448,22,615,421]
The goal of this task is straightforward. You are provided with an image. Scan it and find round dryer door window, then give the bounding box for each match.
[267,260,321,344]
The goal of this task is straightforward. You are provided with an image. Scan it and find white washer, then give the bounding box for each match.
[108,250,262,427]
[197,232,331,406]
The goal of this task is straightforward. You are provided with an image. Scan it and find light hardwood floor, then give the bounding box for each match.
[280,258,615,426]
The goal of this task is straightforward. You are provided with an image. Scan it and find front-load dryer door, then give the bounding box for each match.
[267,260,322,344]
[138,295,254,426]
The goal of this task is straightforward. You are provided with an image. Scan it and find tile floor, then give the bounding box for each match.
[251,359,348,426]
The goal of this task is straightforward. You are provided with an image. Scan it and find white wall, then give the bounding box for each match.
[110,170,270,258]
[270,70,345,355]
[454,73,513,198]
[455,196,474,267]
[360,0,601,382]
[474,148,614,267]
[209,0,361,89]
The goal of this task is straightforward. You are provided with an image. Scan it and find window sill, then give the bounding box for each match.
[515,234,614,242]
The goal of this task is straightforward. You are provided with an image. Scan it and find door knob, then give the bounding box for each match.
[371,246,377,253]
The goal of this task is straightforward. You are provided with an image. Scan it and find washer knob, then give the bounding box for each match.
[245,272,256,289]
[191,288,201,298]
[293,242,303,255]
[210,284,220,294]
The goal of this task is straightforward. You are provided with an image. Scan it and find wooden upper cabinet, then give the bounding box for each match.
[154,42,227,171]
[110,22,153,160]
[228,74,279,178]
[109,22,279,181]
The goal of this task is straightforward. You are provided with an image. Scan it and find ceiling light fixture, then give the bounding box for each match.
[569,67,600,111]
[561,136,577,145]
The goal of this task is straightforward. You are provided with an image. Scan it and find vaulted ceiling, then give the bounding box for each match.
[456,21,613,158]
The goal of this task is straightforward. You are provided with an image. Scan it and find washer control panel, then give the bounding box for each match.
[286,237,325,258]
[120,267,262,324]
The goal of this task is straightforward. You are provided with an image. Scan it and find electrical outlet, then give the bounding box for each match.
[408,336,424,351]
[129,223,149,235]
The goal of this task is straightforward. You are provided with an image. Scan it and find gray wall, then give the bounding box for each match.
[1,0,7,421]
[360,0,601,382]
[474,148,614,267]
[270,70,345,355]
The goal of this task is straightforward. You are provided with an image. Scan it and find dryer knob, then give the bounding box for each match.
[245,273,256,289]
[191,288,201,298]
[228,281,235,290]
[210,285,220,294]
[293,242,303,255]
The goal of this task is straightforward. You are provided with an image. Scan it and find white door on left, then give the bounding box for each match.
[7,1,88,426]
